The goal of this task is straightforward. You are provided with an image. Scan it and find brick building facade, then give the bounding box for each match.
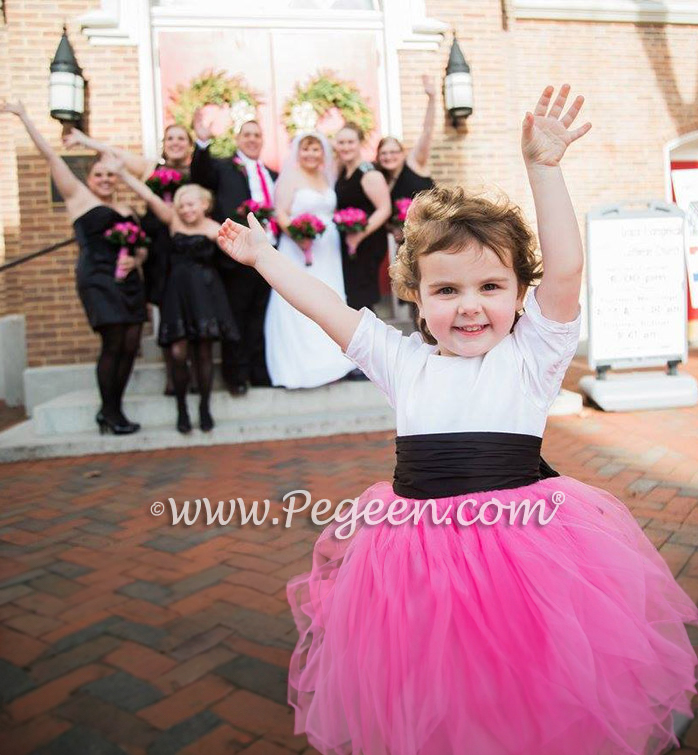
[2,0,697,367]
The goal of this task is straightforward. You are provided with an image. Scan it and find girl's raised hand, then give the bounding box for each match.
[217,213,270,267]
[522,84,591,167]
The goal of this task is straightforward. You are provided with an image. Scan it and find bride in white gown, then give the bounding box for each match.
[265,132,353,388]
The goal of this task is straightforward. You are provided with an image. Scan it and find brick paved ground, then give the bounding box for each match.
[1,352,698,755]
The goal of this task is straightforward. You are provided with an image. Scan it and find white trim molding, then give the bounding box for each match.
[384,0,449,51]
[79,0,447,48]
[514,0,698,25]
[78,0,142,45]
[75,0,447,159]
[79,0,158,156]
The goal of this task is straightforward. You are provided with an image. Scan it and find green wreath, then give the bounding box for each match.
[167,69,260,158]
[282,70,374,138]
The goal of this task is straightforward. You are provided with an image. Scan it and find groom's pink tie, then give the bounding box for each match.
[256,162,278,235]
[256,162,272,207]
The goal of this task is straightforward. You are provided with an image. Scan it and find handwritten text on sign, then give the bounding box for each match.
[588,216,685,363]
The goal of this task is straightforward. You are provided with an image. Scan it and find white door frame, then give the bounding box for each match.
[78,0,447,157]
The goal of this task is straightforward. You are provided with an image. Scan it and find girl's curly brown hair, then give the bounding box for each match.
[389,185,543,344]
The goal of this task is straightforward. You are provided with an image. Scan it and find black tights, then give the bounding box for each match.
[170,339,213,418]
[96,323,142,422]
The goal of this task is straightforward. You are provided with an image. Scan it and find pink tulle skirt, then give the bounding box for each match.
[286,476,698,755]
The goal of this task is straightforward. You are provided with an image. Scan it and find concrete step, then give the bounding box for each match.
[24,357,223,415]
[23,317,417,415]
[2,382,583,462]
[32,382,389,436]
[0,403,396,463]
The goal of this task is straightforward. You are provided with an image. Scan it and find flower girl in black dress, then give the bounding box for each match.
[1,100,146,435]
[107,156,239,433]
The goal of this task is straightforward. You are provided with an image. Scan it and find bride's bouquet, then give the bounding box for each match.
[145,167,187,204]
[333,207,368,258]
[104,221,150,281]
[288,213,326,266]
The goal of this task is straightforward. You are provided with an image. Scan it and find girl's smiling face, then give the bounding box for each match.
[416,243,525,357]
[175,192,207,225]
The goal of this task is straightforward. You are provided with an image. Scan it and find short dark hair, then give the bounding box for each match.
[390,185,542,344]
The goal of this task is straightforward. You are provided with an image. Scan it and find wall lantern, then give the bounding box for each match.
[444,32,473,127]
[49,25,85,124]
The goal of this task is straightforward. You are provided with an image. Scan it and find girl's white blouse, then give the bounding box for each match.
[343,286,582,438]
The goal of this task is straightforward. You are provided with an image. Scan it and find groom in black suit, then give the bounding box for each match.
[191,113,278,395]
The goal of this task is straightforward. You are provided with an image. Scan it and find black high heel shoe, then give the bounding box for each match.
[116,410,140,432]
[176,408,192,435]
[199,405,214,433]
[96,411,139,435]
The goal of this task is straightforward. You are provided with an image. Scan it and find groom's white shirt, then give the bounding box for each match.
[235,150,276,207]
[195,138,277,244]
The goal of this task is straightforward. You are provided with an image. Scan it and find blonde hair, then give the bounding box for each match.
[172,183,213,214]
[389,185,542,344]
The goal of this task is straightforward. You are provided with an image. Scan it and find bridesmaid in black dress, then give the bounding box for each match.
[376,75,437,243]
[112,160,239,434]
[376,76,437,326]
[64,124,194,393]
[334,123,391,314]
[2,100,146,435]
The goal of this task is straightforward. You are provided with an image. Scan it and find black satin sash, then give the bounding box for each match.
[393,431,560,499]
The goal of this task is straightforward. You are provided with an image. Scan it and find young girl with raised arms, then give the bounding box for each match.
[218,85,698,755]
[104,155,240,434]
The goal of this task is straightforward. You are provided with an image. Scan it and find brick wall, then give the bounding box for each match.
[0,5,13,319]
[1,0,143,366]
[2,0,697,366]
[406,2,698,219]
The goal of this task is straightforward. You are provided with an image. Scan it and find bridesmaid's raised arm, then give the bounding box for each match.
[1,100,98,221]
[104,152,175,227]
[63,127,153,179]
[408,76,436,175]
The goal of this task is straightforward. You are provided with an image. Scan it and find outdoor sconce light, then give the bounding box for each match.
[49,25,85,124]
[444,32,473,127]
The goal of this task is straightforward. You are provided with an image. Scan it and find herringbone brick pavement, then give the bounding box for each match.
[1,351,698,754]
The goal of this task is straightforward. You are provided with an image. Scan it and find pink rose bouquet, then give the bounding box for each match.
[391,197,412,227]
[333,207,368,258]
[104,221,150,281]
[145,167,187,204]
[288,213,326,266]
[234,199,275,225]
